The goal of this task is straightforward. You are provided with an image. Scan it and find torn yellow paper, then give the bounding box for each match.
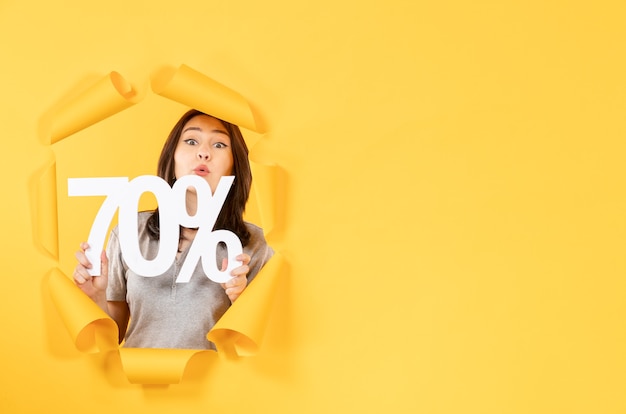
[49,71,139,144]
[250,161,278,237]
[118,348,208,385]
[207,252,285,358]
[46,250,286,381]
[46,268,118,354]
[32,159,58,259]
[151,64,259,132]
[43,64,283,384]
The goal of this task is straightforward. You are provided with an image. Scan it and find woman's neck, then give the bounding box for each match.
[180,226,198,240]
[185,190,197,216]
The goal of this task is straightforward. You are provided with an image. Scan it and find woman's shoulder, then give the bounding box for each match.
[243,222,274,277]
[138,210,153,223]
[110,211,153,231]
[244,221,264,233]
[244,222,267,241]
[244,222,272,250]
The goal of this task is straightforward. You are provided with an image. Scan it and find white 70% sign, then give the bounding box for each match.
[68,175,242,283]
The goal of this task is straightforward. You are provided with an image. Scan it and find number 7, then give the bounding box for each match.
[68,177,129,275]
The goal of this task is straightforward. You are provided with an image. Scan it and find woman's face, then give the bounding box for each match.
[174,115,234,193]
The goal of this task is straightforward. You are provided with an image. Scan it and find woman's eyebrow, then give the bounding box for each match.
[182,126,229,136]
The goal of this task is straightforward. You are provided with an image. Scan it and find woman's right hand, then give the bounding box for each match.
[73,242,109,302]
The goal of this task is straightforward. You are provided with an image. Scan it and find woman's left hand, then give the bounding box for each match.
[221,253,251,303]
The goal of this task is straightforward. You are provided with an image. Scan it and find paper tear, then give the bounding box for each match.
[118,348,210,385]
[33,159,59,259]
[208,252,286,358]
[47,268,118,354]
[250,161,278,237]
[49,71,139,144]
[151,64,260,132]
[42,65,284,384]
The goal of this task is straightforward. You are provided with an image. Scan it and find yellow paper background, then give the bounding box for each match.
[2,0,626,412]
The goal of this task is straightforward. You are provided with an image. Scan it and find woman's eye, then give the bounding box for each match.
[214,142,228,149]
[183,138,198,145]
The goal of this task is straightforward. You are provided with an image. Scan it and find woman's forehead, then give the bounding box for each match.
[183,115,228,133]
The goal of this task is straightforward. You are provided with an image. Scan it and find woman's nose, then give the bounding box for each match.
[197,150,210,160]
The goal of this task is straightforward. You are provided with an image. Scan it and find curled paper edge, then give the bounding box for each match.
[151,64,260,132]
[118,348,210,385]
[46,219,285,379]
[46,268,118,354]
[207,252,286,359]
[31,158,59,259]
[49,71,140,144]
[250,161,278,237]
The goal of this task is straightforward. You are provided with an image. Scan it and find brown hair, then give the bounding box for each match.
[146,109,252,245]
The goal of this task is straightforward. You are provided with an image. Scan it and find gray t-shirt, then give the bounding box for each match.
[106,211,274,350]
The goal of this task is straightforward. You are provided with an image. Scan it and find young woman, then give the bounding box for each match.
[73,109,274,350]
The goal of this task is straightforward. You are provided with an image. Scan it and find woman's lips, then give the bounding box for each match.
[194,166,209,176]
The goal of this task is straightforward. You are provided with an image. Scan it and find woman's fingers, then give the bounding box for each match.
[222,273,248,302]
[73,266,90,285]
[236,253,251,266]
[74,242,93,269]
[218,254,251,302]
[100,250,109,278]
[73,242,108,296]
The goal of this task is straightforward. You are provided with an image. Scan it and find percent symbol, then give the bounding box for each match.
[171,175,242,283]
